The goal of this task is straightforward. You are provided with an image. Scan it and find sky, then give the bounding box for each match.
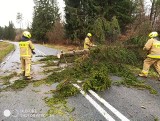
[0,0,65,29]
[144,0,152,15]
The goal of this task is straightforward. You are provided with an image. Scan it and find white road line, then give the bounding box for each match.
[73,84,115,121]
[88,90,130,121]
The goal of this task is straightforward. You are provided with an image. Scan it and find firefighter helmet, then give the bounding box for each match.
[23,31,31,39]
[149,32,158,38]
[87,33,92,37]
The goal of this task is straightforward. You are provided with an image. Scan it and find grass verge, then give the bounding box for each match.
[43,44,81,52]
[0,42,15,62]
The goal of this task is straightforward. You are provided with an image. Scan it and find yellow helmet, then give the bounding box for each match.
[23,31,31,39]
[87,33,92,37]
[148,32,158,38]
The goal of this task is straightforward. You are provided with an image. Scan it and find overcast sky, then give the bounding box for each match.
[0,0,65,29]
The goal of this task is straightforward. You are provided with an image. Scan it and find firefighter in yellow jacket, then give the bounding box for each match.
[84,33,96,49]
[139,31,160,81]
[19,31,35,80]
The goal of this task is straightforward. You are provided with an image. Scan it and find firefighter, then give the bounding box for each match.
[139,31,160,81]
[84,33,96,49]
[19,31,35,80]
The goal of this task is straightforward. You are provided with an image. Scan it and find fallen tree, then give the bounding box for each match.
[57,49,90,59]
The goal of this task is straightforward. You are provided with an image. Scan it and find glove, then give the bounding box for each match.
[143,47,146,50]
[92,44,97,47]
[32,50,36,55]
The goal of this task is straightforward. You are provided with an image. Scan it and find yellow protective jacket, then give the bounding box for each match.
[84,37,93,49]
[19,40,35,57]
[143,38,160,59]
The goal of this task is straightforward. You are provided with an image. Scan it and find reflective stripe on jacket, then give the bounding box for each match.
[19,40,35,57]
[144,38,160,59]
[147,55,160,59]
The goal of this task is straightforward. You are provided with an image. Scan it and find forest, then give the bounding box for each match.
[0,0,159,46]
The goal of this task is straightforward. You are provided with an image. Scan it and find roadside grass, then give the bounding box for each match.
[44,44,82,52]
[0,42,15,62]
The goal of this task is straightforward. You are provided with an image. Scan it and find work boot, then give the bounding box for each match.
[138,73,147,78]
[22,71,25,76]
[24,76,32,80]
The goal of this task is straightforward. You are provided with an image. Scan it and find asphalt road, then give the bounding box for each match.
[0,42,160,121]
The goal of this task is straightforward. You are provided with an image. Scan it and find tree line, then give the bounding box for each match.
[1,0,160,44]
[0,22,16,40]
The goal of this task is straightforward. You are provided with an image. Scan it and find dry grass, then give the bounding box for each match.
[44,44,82,52]
[0,42,14,62]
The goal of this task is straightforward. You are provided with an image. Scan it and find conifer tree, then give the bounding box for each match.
[64,0,135,43]
[1,21,16,40]
[32,0,60,41]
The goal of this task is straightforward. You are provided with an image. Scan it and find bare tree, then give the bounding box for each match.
[16,12,23,29]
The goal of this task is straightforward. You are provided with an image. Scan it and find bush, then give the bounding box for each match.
[46,21,65,44]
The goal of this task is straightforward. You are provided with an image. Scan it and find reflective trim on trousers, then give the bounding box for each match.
[141,70,148,76]
[147,55,160,59]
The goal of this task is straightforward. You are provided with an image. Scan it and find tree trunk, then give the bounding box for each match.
[57,49,90,59]
[150,0,155,28]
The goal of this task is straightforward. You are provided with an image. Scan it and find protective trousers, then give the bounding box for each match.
[140,57,160,76]
[20,57,31,77]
